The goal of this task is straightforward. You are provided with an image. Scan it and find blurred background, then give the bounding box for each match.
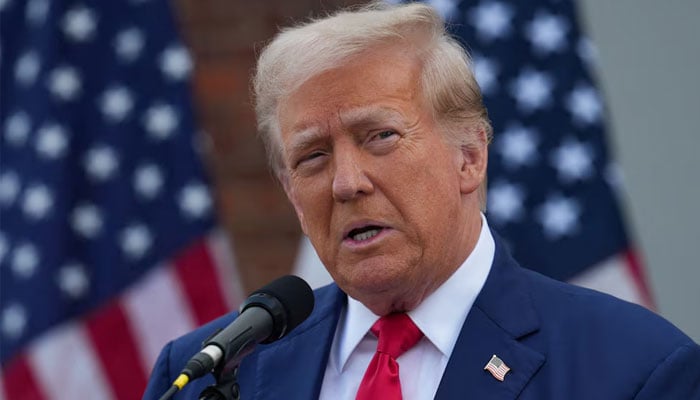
[1,0,698,398]
[577,0,700,343]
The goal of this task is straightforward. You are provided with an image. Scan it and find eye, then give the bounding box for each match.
[295,151,326,168]
[364,129,399,155]
[367,129,399,145]
[374,130,397,140]
[305,151,323,160]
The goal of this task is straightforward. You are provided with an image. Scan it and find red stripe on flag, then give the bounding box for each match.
[174,240,229,325]
[84,301,148,400]
[2,354,47,400]
[624,249,655,309]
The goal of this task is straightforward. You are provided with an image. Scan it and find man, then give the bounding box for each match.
[144,3,700,399]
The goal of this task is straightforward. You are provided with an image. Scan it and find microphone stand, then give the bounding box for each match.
[198,365,240,400]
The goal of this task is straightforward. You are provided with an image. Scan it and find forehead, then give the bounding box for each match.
[276,44,426,139]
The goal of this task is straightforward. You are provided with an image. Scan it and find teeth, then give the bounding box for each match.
[352,228,380,241]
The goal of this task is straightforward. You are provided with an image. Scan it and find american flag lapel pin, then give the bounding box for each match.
[484,354,511,381]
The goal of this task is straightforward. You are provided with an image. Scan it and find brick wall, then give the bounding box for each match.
[173,0,364,294]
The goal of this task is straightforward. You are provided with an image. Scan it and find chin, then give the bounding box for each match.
[328,251,424,305]
[342,256,404,287]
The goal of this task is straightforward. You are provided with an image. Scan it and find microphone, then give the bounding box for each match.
[159,275,314,400]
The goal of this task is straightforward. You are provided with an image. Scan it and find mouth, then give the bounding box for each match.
[346,225,384,242]
[342,223,391,248]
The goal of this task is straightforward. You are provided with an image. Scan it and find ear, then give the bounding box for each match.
[457,129,488,195]
[279,171,309,235]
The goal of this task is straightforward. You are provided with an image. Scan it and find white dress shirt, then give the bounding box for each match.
[319,215,495,400]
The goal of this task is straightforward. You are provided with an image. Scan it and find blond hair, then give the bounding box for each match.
[253,1,492,204]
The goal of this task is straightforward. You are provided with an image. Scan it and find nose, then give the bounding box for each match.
[332,146,373,202]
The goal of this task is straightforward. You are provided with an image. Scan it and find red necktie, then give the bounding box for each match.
[356,313,424,400]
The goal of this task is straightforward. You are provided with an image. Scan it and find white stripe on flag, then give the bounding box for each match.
[28,324,115,400]
[122,263,197,372]
[207,230,245,308]
[569,252,644,305]
[293,236,333,290]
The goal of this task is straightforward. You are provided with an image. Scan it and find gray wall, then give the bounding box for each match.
[578,1,700,341]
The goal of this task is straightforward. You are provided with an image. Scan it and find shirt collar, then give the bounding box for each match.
[333,214,495,371]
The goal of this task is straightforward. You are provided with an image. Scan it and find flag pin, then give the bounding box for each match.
[484,354,511,381]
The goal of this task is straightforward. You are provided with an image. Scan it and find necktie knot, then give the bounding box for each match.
[371,313,423,359]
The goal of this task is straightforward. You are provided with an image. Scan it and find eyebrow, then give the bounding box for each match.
[338,106,406,129]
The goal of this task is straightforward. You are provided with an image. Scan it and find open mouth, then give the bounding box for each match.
[346,225,384,242]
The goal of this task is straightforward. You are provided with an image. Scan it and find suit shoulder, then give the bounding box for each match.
[512,267,700,397]
[521,267,695,352]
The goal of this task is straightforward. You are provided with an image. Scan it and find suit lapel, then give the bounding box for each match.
[435,307,544,400]
[435,232,545,400]
[249,284,345,400]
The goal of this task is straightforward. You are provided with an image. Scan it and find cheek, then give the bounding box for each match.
[293,179,333,234]
[393,153,462,239]
[392,150,460,204]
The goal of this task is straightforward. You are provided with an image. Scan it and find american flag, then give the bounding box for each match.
[295,0,653,308]
[483,354,510,381]
[0,0,242,398]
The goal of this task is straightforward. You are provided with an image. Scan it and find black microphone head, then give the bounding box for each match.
[241,275,314,342]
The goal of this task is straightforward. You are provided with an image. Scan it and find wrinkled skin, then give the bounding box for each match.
[277,44,488,315]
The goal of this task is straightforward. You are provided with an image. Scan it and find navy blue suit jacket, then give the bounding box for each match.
[144,236,700,399]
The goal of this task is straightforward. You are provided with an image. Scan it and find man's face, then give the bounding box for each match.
[277,45,483,314]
